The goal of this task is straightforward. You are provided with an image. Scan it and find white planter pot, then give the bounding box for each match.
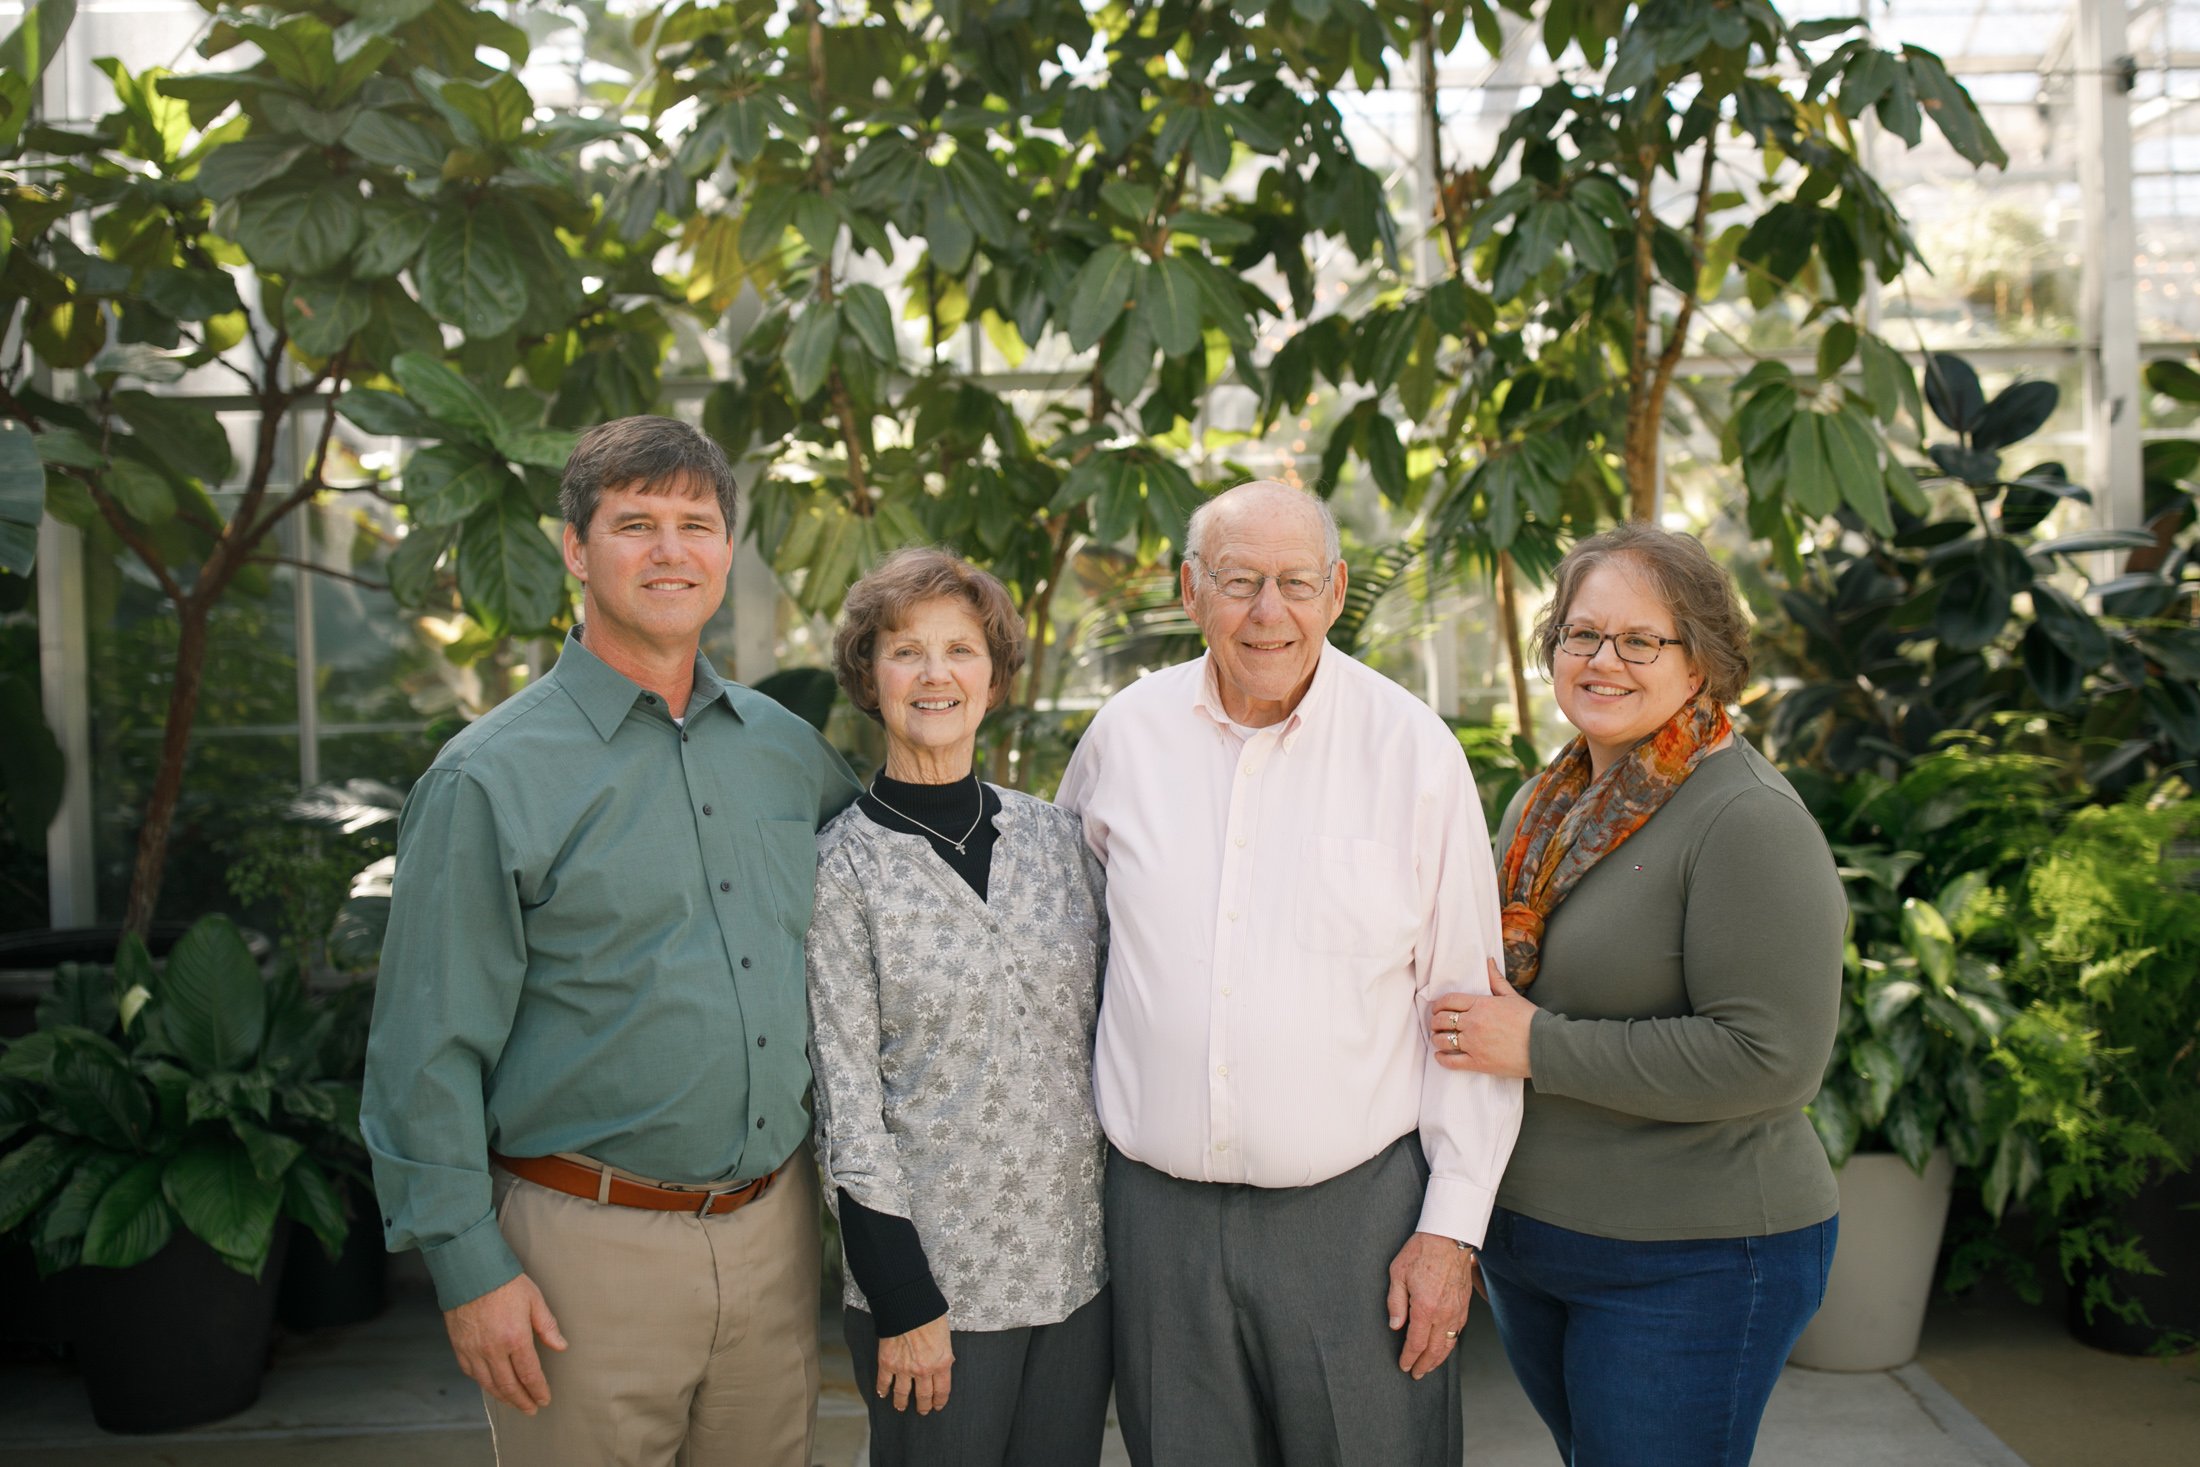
[1789,1148,1954,1372]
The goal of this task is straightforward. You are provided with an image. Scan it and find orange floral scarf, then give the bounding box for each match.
[1498,691,1733,988]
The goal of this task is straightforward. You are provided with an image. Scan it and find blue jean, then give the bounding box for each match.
[1477,1207,1837,1467]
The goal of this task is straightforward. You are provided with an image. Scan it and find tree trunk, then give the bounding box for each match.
[1495,550,1534,743]
[122,599,213,937]
[1624,405,1661,522]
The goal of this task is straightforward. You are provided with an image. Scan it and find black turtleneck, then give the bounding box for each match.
[858,771,1002,900]
[835,768,1003,1337]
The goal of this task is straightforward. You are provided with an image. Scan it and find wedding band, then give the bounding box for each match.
[1445,1329,1458,1339]
[1448,1011,1460,1031]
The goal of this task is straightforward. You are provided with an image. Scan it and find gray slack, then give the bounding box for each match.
[1107,1136,1463,1467]
[843,1286,1113,1466]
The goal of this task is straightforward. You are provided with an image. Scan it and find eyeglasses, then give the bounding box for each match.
[1191,558,1335,602]
[1555,625,1685,665]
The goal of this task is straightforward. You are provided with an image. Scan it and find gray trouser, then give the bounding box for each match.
[1106,1136,1462,1467]
[844,1288,1113,1467]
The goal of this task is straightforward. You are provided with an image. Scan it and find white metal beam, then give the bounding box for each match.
[2077,0,2145,541]
[37,518,95,927]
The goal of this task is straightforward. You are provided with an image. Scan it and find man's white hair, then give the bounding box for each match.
[1183,480,1342,567]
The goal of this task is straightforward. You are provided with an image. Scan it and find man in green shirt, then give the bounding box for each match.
[362,416,860,1467]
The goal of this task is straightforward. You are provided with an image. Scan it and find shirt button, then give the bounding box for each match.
[1222,986,1232,997]
[1234,836,1245,847]
[720,880,732,892]
[756,1035,767,1048]
[702,804,713,816]
[741,956,751,968]
[1215,1141,1229,1151]
[1217,1065,1228,1077]
[1226,910,1238,921]
[756,1117,766,1130]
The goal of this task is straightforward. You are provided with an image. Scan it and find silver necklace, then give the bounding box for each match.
[867,772,986,855]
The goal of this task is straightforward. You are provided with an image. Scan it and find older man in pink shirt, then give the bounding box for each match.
[1056,480,1522,1466]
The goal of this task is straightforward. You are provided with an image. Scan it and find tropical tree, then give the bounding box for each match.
[0,0,691,932]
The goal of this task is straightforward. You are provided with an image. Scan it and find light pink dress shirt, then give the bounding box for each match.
[1056,643,1524,1245]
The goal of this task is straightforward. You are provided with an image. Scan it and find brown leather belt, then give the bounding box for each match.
[492,1151,780,1218]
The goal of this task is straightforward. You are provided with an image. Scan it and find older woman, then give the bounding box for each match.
[806,547,1110,1466]
[1429,524,1844,1467]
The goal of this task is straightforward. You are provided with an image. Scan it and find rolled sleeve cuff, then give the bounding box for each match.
[1416,1173,1498,1249]
[422,1211,524,1311]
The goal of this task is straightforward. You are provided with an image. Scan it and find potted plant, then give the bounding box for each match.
[0,915,356,1432]
[2007,792,2200,1353]
[1787,741,2063,1370]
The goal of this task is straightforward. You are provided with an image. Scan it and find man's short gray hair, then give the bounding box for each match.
[1183,481,1342,567]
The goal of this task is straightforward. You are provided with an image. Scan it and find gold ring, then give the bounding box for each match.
[1445,1329,1458,1340]
[1447,1031,1460,1052]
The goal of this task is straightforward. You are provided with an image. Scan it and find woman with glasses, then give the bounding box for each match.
[1424,523,1844,1467]
[806,548,1112,1466]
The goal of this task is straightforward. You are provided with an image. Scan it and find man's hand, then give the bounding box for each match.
[876,1315,955,1415]
[1386,1231,1477,1380]
[444,1273,568,1414]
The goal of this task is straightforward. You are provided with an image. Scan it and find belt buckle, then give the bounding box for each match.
[694,1186,729,1219]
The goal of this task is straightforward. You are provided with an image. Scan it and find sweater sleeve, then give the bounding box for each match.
[1526,785,1846,1122]
[835,1190,949,1336]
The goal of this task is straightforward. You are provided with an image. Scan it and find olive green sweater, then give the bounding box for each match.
[1492,743,1845,1241]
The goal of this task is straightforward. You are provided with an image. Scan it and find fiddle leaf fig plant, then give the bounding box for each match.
[1759,352,2199,789]
[0,915,356,1278]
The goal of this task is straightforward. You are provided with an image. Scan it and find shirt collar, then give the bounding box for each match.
[1187,642,1343,753]
[553,627,740,742]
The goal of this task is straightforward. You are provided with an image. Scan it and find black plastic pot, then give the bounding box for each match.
[2068,1167,2200,1355]
[277,1180,388,1330]
[50,1228,289,1433]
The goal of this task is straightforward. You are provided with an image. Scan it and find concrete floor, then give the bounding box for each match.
[2,1257,2192,1466]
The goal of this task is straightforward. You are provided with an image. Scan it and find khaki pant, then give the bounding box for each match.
[484,1157,821,1467]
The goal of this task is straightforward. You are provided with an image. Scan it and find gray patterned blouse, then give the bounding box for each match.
[806,788,1109,1331]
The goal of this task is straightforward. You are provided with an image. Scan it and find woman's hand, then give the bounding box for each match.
[876,1315,954,1414]
[1428,957,1536,1078]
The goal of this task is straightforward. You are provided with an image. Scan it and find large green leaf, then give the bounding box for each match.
[81,1157,173,1269]
[105,454,177,524]
[154,914,265,1073]
[340,110,444,174]
[35,1149,134,1247]
[0,0,78,91]
[1066,245,1137,353]
[1848,1036,1903,1126]
[839,283,898,367]
[282,1154,350,1260]
[112,391,233,485]
[1138,257,1203,359]
[1807,1083,1860,1167]
[0,1132,74,1232]
[1783,412,1838,516]
[1823,408,1892,535]
[47,1039,151,1150]
[458,487,567,635]
[783,302,839,403]
[194,138,307,204]
[0,417,40,575]
[230,177,364,277]
[1899,897,1956,994]
[403,443,515,527]
[336,387,437,439]
[229,1117,304,1184]
[350,198,432,280]
[281,276,374,358]
[163,1142,282,1273]
[390,351,500,437]
[415,205,529,338]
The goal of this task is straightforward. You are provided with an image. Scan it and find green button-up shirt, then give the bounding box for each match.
[361,631,860,1308]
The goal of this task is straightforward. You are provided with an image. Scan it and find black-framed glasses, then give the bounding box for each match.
[1190,557,1335,603]
[1556,625,1684,665]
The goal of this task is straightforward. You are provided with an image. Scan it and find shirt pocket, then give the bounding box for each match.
[756,817,821,937]
[1291,834,1418,959]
